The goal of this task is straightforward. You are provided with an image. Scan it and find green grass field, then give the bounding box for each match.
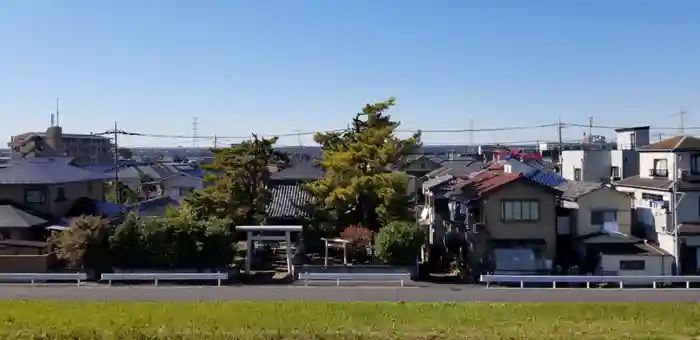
[0,301,699,339]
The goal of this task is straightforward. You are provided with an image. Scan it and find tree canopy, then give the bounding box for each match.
[184,134,287,225]
[306,98,421,231]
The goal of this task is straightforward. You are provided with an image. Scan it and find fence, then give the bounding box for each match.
[480,274,700,288]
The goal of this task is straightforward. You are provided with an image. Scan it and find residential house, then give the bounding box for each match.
[0,158,109,220]
[561,126,649,182]
[400,155,443,178]
[267,161,323,223]
[447,171,562,275]
[151,172,203,200]
[615,135,700,273]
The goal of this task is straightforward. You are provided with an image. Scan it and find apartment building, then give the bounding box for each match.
[9,126,113,166]
[560,126,649,182]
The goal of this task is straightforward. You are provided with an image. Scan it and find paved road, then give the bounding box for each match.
[0,285,699,302]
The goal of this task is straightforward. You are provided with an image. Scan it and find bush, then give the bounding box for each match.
[374,220,425,266]
[340,225,374,263]
[49,215,112,272]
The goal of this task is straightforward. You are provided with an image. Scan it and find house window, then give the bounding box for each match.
[619,260,645,271]
[24,189,46,204]
[611,166,620,179]
[54,187,67,202]
[501,200,540,222]
[178,187,194,197]
[573,168,581,181]
[691,155,700,174]
[652,159,668,177]
[591,210,617,225]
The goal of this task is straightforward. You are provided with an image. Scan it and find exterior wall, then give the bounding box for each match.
[561,150,611,182]
[616,129,650,150]
[638,151,700,179]
[0,254,53,272]
[161,174,203,200]
[0,181,104,218]
[610,150,640,180]
[484,180,559,259]
[0,228,33,240]
[575,188,633,236]
[600,254,672,276]
[615,186,700,233]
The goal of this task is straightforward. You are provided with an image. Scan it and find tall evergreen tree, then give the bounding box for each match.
[184,134,287,225]
[306,98,420,231]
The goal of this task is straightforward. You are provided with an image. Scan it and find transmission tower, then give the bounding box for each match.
[192,117,199,148]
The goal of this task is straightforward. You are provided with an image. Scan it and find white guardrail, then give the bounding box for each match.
[298,272,412,287]
[0,273,87,285]
[480,274,700,289]
[100,272,229,286]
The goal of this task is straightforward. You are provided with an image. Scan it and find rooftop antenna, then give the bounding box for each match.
[55,97,60,127]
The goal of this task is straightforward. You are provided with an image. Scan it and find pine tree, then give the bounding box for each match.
[306,98,420,231]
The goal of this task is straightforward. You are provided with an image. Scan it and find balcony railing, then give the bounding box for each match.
[649,169,669,177]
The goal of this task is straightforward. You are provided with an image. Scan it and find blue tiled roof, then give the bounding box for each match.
[523,169,568,188]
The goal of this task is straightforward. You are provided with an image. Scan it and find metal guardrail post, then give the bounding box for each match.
[336,279,340,287]
[400,280,404,288]
[154,278,159,287]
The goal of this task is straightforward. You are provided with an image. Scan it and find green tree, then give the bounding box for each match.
[185,134,287,225]
[49,215,113,271]
[306,98,421,231]
[374,220,425,265]
[109,212,146,269]
[105,181,139,204]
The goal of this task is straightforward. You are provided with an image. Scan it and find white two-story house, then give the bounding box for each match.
[614,135,700,273]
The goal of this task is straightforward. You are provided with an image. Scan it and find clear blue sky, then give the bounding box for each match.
[1,1,698,147]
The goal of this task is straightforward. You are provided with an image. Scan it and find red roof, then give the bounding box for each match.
[454,170,521,196]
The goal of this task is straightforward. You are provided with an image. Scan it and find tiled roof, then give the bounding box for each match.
[614,176,672,190]
[0,204,49,228]
[425,160,485,179]
[524,169,568,188]
[423,174,454,190]
[640,135,700,151]
[452,171,522,197]
[267,184,313,219]
[554,181,604,200]
[131,196,180,217]
[0,159,111,184]
[270,161,325,181]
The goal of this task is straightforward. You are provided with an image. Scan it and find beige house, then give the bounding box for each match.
[449,171,561,274]
[554,180,671,276]
[556,182,633,236]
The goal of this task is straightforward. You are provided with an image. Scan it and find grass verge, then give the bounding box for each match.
[1,301,699,339]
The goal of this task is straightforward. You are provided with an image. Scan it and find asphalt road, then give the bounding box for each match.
[0,285,699,302]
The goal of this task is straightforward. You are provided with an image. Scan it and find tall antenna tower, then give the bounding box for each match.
[55,97,60,126]
[192,117,199,148]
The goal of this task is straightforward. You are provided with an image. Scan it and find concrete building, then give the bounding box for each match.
[560,126,650,182]
[614,135,700,273]
[9,126,113,166]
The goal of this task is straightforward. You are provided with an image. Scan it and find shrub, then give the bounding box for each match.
[374,220,425,265]
[49,215,113,271]
[340,225,374,263]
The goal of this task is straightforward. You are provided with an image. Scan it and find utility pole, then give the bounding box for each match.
[113,121,120,204]
[679,108,686,134]
[588,117,593,143]
[213,135,218,148]
[469,119,474,145]
[557,116,563,165]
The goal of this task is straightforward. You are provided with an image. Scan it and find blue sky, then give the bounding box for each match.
[1,1,698,147]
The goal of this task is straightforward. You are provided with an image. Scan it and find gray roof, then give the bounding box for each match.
[271,161,325,181]
[424,160,484,179]
[0,159,111,184]
[555,181,605,200]
[267,185,313,219]
[423,174,454,191]
[613,176,700,191]
[0,205,49,228]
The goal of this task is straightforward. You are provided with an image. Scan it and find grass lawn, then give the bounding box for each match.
[1,301,699,339]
